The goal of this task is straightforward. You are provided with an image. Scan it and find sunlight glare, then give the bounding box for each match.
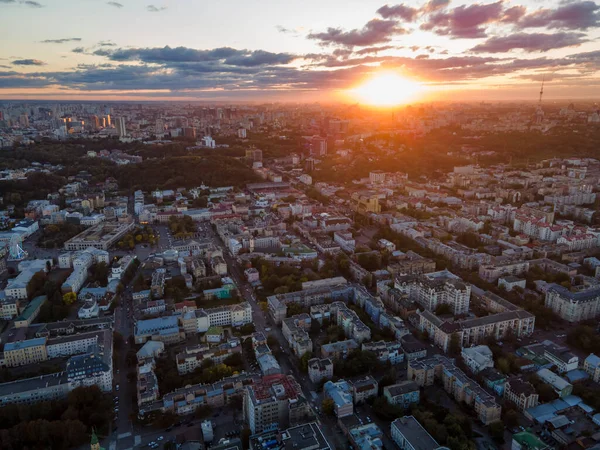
[351,72,423,106]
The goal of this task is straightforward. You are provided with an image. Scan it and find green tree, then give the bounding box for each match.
[321,398,335,416]
[300,352,313,373]
[62,292,77,305]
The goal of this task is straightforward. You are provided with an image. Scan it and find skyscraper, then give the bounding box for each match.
[115,117,127,137]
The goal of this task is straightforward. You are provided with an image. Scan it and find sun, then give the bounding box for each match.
[351,72,423,106]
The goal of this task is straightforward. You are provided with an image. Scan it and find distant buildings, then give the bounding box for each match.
[308,358,333,384]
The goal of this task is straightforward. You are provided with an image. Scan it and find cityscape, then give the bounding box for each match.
[1,1,600,450]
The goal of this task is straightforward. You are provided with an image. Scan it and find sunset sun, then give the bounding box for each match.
[352,72,424,106]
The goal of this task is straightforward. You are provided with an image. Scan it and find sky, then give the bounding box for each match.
[0,0,599,102]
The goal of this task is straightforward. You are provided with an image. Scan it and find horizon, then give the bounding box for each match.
[1,0,600,104]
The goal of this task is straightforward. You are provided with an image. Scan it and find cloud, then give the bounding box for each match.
[98,41,116,47]
[104,46,296,67]
[308,19,407,47]
[146,4,166,12]
[421,0,450,14]
[420,1,506,38]
[354,45,398,55]
[12,59,46,65]
[41,38,82,44]
[1,0,45,6]
[377,4,419,21]
[518,1,600,30]
[106,1,123,7]
[471,32,588,53]
[72,47,86,53]
[22,0,43,7]
[0,65,11,69]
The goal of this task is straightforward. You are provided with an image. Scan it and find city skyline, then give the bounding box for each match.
[1,0,600,102]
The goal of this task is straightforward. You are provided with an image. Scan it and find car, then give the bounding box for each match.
[158,436,164,441]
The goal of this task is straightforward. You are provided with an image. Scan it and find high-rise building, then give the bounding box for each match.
[19,114,29,128]
[90,115,100,130]
[183,127,197,138]
[155,118,164,134]
[115,117,127,137]
[311,136,327,156]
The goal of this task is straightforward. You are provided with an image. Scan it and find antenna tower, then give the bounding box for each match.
[538,76,545,106]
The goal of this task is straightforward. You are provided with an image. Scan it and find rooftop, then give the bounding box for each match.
[391,416,441,450]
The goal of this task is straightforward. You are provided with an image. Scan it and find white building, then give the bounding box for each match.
[78,299,99,319]
[461,345,494,374]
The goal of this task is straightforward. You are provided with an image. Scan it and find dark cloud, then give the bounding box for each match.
[22,0,43,7]
[1,0,43,5]
[72,47,86,53]
[41,38,82,44]
[98,41,116,47]
[106,1,123,7]
[146,4,166,12]
[518,1,600,30]
[377,4,419,21]
[105,46,296,66]
[471,32,588,53]
[93,49,114,57]
[12,59,46,66]
[420,1,505,38]
[308,19,407,47]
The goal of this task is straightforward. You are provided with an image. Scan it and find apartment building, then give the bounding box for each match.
[461,345,494,374]
[156,374,258,417]
[323,380,353,418]
[4,337,48,367]
[383,381,420,409]
[282,314,313,357]
[391,416,443,450]
[176,340,241,374]
[151,269,166,299]
[350,376,378,404]
[408,356,501,424]
[134,316,184,344]
[308,358,333,384]
[362,341,405,365]
[320,339,359,360]
[14,295,46,328]
[479,260,530,283]
[66,332,112,392]
[0,372,70,406]
[544,284,600,322]
[395,271,471,315]
[584,354,600,383]
[418,306,535,353]
[46,331,100,358]
[244,374,310,434]
[504,378,539,411]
